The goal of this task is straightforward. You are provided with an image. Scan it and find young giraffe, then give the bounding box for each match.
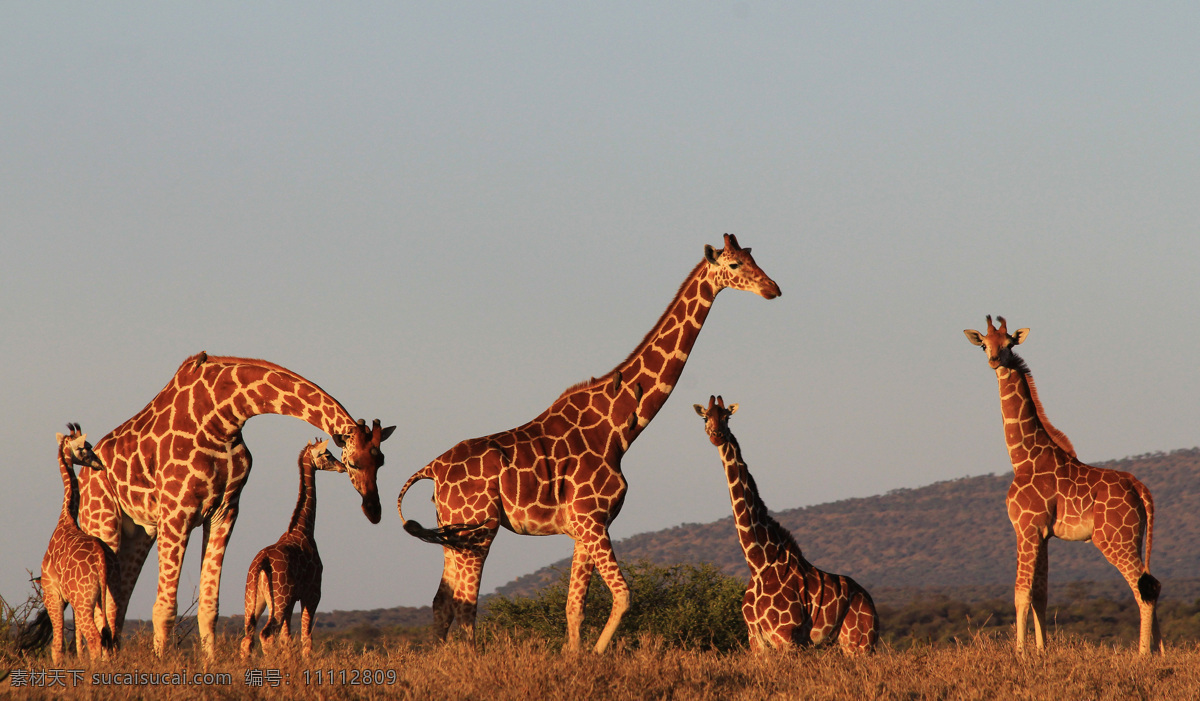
[964,315,1161,655]
[241,439,345,658]
[397,235,781,653]
[694,396,878,653]
[75,352,394,658]
[40,424,121,663]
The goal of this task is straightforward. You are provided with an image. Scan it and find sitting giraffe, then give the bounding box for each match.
[965,315,1161,655]
[40,424,121,663]
[241,439,345,658]
[694,396,878,653]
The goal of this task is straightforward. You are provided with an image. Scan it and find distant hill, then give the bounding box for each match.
[496,448,1200,601]
[154,449,1200,636]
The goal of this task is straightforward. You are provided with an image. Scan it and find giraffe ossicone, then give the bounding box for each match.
[241,439,344,659]
[694,396,878,653]
[75,352,394,658]
[964,315,1162,655]
[397,234,781,653]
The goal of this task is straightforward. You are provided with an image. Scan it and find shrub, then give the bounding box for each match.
[482,560,747,651]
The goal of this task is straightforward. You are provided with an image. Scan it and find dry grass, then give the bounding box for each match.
[5,629,1200,700]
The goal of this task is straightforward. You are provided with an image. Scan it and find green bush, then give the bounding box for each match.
[482,560,747,651]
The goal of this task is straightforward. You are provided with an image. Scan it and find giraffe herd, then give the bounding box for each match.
[29,236,1163,661]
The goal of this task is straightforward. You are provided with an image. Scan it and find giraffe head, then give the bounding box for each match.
[330,418,396,523]
[55,422,103,470]
[694,395,739,446]
[963,315,1030,371]
[703,234,782,299]
[303,439,346,474]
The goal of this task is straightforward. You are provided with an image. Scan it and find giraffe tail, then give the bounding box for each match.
[1132,475,1156,570]
[397,464,488,550]
[16,608,53,654]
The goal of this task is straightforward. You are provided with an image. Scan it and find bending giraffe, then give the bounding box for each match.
[398,234,781,653]
[241,439,344,659]
[38,424,121,663]
[694,396,878,653]
[964,315,1161,655]
[75,352,394,658]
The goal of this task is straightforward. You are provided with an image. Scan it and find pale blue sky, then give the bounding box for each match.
[3,4,1198,616]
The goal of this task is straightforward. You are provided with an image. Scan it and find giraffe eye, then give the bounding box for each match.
[728,262,740,270]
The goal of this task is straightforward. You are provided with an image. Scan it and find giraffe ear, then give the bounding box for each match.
[694,404,706,416]
[330,433,347,448]
[963,329,985,346]
[704,244,719,265]
[1012,328,1030,345]
[56,432,65,443]
[727,403,738,415]
[379,425,397,442]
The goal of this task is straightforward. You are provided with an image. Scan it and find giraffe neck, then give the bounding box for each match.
[558,260,717,449]
[995,364,1077,470]
[56,444,80,529]
[616,260,716,434]
[288,451,317,536]
[107,354,360,452]
[717,435,799,574]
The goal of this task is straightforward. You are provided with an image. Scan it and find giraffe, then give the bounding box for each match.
[397,234,781,653]
[694,396,878,653]
[40,424,121,663]
[75,352,395,657]
[964,315,1161,655]
[240,439,344,659]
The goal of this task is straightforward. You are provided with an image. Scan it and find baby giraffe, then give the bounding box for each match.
[241,439,345,658]
[41,423,120,663]
[694,396,878,653]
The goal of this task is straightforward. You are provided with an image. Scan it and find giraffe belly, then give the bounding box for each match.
[1051,520,1093,542]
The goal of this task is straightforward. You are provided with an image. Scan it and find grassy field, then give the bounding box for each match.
[5,628,1200,700]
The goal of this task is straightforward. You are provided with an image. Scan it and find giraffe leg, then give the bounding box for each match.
[196,502,239,658]
[431,575,455,641]
[578,530,628,654]
[45,584,65,665]
[76,594,104,661]
[151,518,193,657]
[114,523,155,636]
[1092,511,1161,655]
[300,590,319,659]
[563,542,594,653]
[445,542,493,646]
[1012,531,1045,654]
[278,601,297,654]
[1030,538,1049,651]
[241,565,267,657]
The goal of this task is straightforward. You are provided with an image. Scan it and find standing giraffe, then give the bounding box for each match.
[75,352,394,657]
[397,235,781,653]
[694,396,878,653]
[241,439,344,658]
[964,315,1161,655]
[39,424,121,663]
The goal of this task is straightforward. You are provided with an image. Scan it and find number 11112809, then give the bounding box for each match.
[303,669,397,685]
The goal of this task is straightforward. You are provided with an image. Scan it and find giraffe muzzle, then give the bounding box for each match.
[362,491,382,524]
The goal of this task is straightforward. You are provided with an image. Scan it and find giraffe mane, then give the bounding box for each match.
[1009,352,1078,459]
[728,436,807,565]
[748,494,806,563]
[556,259,708,399]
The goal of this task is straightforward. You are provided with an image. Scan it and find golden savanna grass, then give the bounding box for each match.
[6,630,1200,700]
